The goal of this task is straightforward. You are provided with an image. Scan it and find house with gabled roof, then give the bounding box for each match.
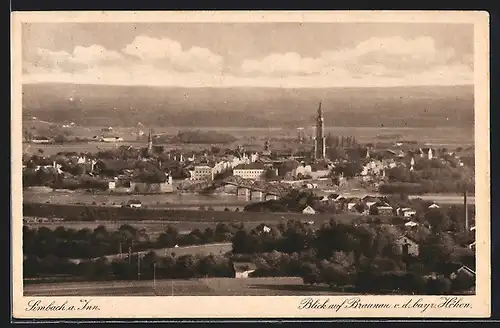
[395,234,420,256]
[396,207,417,218]
[369,201,394,216]
[302,205,316,215]
[345,197,362,212]
[441,263,476,281]
[363,195,381,209]
[232,262,257,278]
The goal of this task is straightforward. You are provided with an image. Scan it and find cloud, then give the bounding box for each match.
[240,36,471,85]
[25,45,124,75]
[122,36,224,73]
[23,35,472,88]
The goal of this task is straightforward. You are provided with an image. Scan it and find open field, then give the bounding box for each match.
[22,125,474,157]
[98,243,233,262]
[24,277,351,296]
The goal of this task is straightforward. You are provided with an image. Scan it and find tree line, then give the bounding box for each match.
[23,222,243,261]
[24,218,475,294]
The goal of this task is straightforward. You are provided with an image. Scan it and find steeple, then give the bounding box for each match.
[147,129,153,153]
[313,101,326,160]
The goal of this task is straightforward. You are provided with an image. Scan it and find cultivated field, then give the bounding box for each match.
[99,243,234,262]
[24,277,350,296]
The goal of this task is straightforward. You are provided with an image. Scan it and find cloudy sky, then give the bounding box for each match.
[22,22,473,88]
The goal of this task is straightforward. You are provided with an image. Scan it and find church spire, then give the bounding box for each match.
[314,101,326,161]
[147,129,153,153]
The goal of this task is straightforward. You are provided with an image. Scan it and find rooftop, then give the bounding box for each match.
[234,162,266,170]
[233,262,257,272]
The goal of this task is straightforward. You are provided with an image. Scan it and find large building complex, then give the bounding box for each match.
[189,165,215,181]
[233,162,266,180]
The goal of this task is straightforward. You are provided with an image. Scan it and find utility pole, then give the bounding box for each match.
[128,246,132,265]
[153,262,156,292]
[137,252,141,281]
[464,188,469,233]
[119,242,122,259]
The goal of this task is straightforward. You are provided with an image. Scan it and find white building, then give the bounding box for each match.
[302,205,316,215]
[233,262,257,278]
[31,138,52,144]
[189,165,214,181]
[233,163,266,180]
[294,164,312,177]
[100,136,124,143]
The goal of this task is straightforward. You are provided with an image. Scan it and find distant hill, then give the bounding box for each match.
[21,83,474,128]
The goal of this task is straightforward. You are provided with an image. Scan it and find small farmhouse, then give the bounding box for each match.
[232,262,257,278]
[345,197,362,212]
[371,202,394,216]
[395,235,420,256]
[302,205,316,215]
[404,221,419,228]
[397,207,417,218]
[450,265,476,280]
[126,200,142,208]
[440,262,476,289]
[428,203,440,209]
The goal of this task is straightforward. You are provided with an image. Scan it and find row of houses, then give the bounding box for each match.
[299,194,442,219]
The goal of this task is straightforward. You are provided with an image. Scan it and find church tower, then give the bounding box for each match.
[313,102,326,160]
[147,129,153,154]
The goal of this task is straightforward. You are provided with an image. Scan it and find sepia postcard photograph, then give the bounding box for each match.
[11,11,490,319]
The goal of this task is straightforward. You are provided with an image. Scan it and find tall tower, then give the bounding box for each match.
[147,129,153,153]
[313,102,326,160]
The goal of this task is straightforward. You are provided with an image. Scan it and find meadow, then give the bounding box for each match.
[98,243,234,262]
[24,276,349,296]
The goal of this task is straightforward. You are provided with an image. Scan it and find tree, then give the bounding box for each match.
[299,262,321,284]
[264,168,278,180]
[427,277,452,295]
[81,258,110,280]
[451,272,475,292]
[320,262,352,287]
[401,272,427,293]
[156,225,179,247]
[232,230,261,254]
[334,162,363,179]
[420,232,456,267]
[424,209,451,232]
[175,255,198,278]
